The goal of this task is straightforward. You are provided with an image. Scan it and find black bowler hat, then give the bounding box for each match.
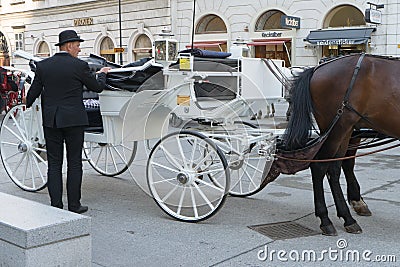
[55,30,84,46]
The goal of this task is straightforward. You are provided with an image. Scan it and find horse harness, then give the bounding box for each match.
[276,53,400,163]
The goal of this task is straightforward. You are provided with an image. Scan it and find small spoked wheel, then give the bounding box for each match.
[83,140,137,176]
[0,104,48,191]
[214,121,272,197]
[147,130,230,222]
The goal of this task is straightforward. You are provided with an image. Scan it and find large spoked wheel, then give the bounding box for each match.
[83,140,137,176]
[214,121,272,197]
[147,130,230,222]
[0,104,48,191]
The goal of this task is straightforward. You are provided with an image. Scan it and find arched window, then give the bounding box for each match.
[133,34,152,61]
[196,14,227,34]
[100,37,115,63]
[255,10,286,31]
[36,41,50,58]
[325,5,366,28]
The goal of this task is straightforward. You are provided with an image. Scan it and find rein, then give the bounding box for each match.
[276,142,400,163]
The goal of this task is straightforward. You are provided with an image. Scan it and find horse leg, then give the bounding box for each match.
[327,159,362,234]
[310,162,337,236]
[343,138,372,216]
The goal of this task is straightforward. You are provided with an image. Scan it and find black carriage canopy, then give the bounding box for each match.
[304,28,375,46]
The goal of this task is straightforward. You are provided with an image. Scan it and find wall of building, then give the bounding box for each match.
[0,0,399,68]
[0,0,171,68]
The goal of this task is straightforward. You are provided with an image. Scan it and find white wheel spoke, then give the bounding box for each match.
[176,136,188,168]
[246,161,264,174]
[243,168,258,189]
[189,138,198,166]
[1,141,19,147]
[161,184,179,202]
[32,152,46,184]
[190,187,198,218]
[3,125,25,143]
[160,144,183,170]
[151,177,176,185]
[194,178,225,192]
[150,161,180,173]
[32,150,48,165]
[193,182,215,210]
[196,166,225,176]
[194,149,217,170]
[176,187,187,216]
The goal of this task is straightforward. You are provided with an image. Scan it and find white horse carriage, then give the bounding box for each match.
[0,35,290,222]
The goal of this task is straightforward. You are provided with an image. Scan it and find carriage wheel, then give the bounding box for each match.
[0,104,48,191]
[216,121,272,197]
[147,130,230,222]
[83,140,137,176]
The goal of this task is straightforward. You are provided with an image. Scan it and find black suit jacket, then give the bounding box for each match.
[26,52,107,128]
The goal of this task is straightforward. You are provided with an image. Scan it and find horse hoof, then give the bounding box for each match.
[350,200,372,216]
[320,224,338,236]
[345,223,362,234]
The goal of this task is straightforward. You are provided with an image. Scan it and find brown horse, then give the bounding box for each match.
[284,54,399,235]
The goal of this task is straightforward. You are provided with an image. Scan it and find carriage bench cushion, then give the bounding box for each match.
[0,193,91,267]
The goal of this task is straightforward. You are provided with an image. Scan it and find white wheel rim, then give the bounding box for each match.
[83,141,136,176]
[147,132,229,221]
[0,105,47,191]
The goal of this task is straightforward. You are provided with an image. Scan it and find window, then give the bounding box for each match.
[36,41,50,57]
[0,31,10,66]
[100,37,115,63]
[196,15,227,34]
[133,34,152,61]
[15,33,24,51]
[255,10,286,31]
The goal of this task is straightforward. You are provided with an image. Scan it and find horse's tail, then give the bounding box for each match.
[284,67,315,150]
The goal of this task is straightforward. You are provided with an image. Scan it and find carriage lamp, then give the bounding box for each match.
[154,28,178,66]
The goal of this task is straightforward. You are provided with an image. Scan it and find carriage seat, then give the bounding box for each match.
[82,54,163,92]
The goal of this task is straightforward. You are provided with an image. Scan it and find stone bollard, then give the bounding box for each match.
[0,192,91,267]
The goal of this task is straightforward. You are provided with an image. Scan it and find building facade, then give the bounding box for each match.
[0,0,398,68]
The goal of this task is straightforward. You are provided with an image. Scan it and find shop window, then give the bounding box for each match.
[0,31,10,66]
[36,41,50,57]
[100,37,115,63]
[322,5,367,58]
[133,34,152,61]
[255,10,286,31]
[196,15,227,34]
[254,42,291,67]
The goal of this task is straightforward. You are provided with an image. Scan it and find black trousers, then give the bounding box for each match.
[44,126,84,209]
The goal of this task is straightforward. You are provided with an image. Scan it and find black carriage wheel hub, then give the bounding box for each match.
[177,173,188,184]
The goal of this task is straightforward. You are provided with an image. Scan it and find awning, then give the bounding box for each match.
[185,41,227,48]
[247,40,286,46]
[305,28,375,45]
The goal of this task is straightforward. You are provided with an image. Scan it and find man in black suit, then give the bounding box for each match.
[26,30,110,213]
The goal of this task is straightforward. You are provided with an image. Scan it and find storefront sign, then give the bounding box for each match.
[261,32,282,38]
[74,17,94,27]
[316,39,356,45]
[280,15,301,29]
[365,9,382,24]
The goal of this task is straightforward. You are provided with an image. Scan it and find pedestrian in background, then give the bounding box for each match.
[26,29,111,213]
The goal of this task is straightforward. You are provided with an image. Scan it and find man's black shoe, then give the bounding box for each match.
[68,205,88,214]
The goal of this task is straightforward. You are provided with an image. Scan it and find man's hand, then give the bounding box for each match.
[97,67,111,74]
